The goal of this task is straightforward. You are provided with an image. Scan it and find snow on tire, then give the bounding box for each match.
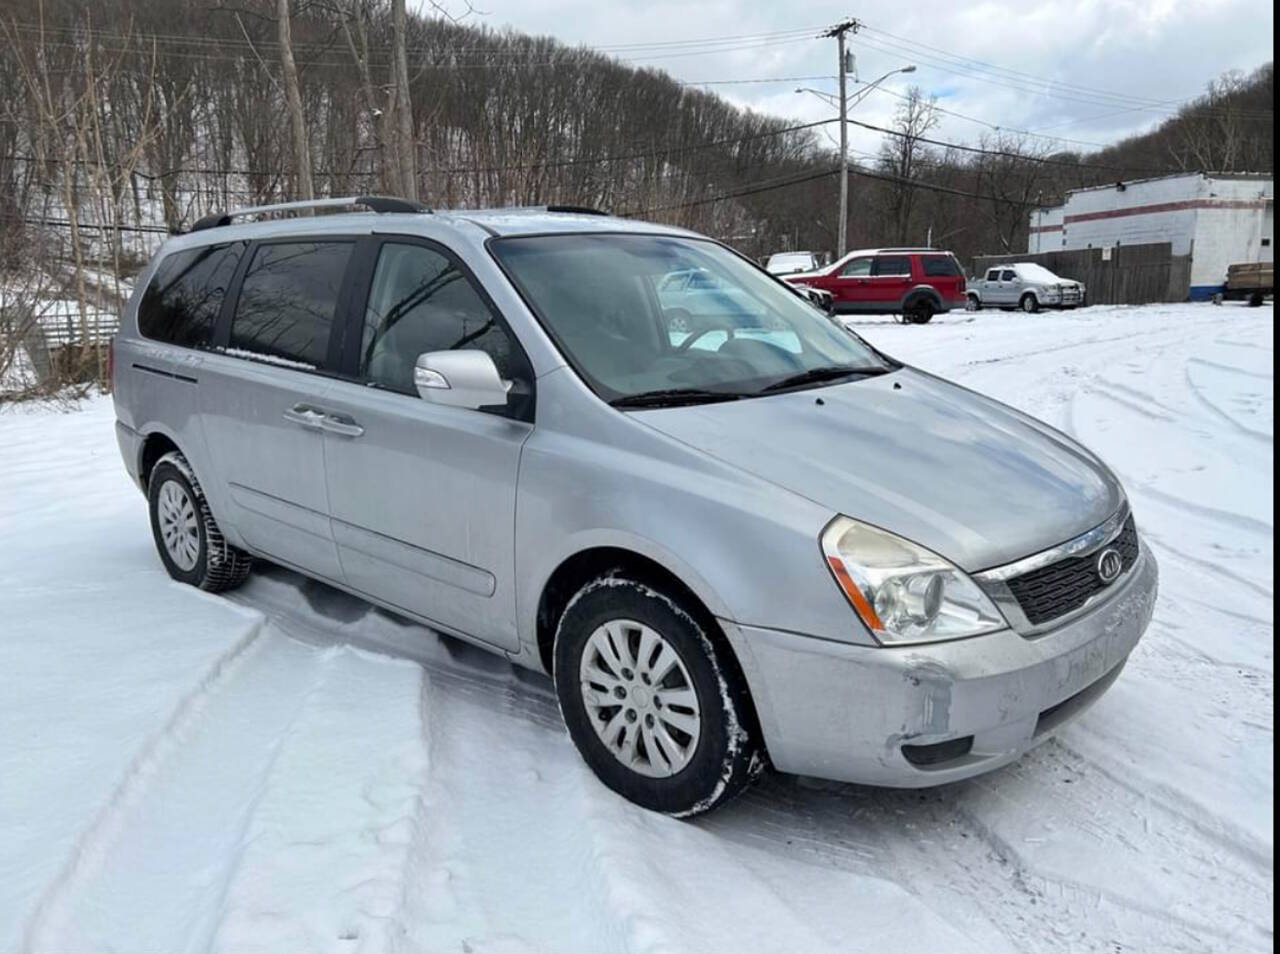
[553,574,761,817]
[147,451,252,593]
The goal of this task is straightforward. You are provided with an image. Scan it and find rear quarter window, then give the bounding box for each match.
[137,242,245,348]
[922,256,962,278]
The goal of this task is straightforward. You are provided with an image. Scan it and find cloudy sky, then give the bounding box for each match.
[469,0,1273,158]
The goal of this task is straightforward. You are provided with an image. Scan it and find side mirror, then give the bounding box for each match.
[414,350,511,410]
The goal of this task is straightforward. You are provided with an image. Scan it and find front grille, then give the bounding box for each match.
[1007,516,1139,626]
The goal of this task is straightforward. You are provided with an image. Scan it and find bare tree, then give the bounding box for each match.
[277,0,315,202]
[877,87,940,244]
[390,0,417,199]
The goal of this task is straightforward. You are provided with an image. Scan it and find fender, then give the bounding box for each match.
[518,526,739,662]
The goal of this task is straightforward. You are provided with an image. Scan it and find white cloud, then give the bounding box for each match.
[461,0,1273,155]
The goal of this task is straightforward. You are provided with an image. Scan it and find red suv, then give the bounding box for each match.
[783,248,967,324]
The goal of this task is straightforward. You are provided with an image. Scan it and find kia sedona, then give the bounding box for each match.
[112,197,1158,816]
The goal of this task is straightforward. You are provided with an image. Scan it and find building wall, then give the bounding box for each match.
[1028,206,1064,253]
[1029,174,1273,300]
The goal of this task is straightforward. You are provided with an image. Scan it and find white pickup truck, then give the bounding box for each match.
[967,263,1086,313]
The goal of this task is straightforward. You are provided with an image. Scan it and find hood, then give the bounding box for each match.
[634,367,1124,571]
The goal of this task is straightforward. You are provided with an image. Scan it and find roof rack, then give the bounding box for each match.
[544,204,610,216]
[189,195,430,232]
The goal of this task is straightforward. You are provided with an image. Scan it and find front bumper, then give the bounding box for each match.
[723,541,1158,787]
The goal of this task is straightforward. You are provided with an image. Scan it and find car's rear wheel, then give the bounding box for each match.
[148,452,252,592]
[1020,293,1039,314]
[553,574,761,816]
[965,294,981,312]
[906,299,936,324]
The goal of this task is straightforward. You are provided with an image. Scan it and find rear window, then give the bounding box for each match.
[872,256,912,277]
[228,241,354,369]
[922,256,962,278]
[138,242,245,348]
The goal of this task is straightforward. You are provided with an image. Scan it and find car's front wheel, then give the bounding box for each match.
[148,451,252,592]
[553,574,761,816]
[1021,293,1040,313]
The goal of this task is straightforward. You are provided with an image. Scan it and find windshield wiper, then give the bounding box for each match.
[761,365,891,393]
[609,387,748,409]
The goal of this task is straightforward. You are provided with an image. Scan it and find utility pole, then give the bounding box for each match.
[823,18,860,259]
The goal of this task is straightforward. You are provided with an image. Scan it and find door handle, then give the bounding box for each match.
[282,404,326,429]
[320,413,364,438]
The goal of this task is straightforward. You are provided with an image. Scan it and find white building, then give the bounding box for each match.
[1029,173,1273,300]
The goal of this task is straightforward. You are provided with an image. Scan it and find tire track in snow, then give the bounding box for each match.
[206,634,429,954]
[390,658,638,954]
[1184,363,1273,444]
[25,626,337,954]
[20,616,267,953]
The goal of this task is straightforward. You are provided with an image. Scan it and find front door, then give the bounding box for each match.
[993,268,1019,305]
[829,255,873,311]
[321,237,534,650]
[199,238,359,582]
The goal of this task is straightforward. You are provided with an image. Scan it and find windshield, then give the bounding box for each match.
[491,234,893,405]
[766,253,816,273]
[1016,263,1064,284]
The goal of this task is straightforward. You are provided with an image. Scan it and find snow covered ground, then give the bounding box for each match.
[0,302,1272,953]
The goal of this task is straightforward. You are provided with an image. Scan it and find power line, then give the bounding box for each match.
[859,24,1182,110]
[5,20,825,55]
[843,117,1183,176]
[0,118,833,181]
[627,166,841,214]
[855,82,1112,149]
[679,75,837,87]
[853,30,1275,120]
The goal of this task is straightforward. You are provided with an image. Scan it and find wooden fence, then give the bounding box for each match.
[972,242,1191,306]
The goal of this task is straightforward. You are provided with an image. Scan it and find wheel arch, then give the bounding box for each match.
[138,426,184,490]
[901,285,944,310]
[535,543,767,757]
[536,545,716,676]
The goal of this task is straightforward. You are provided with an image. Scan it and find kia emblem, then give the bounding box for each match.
[1097,548,1124,584]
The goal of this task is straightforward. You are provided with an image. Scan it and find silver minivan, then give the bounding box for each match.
[112,197,1158,816]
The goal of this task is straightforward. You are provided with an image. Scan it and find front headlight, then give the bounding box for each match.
[821,516,1007,644]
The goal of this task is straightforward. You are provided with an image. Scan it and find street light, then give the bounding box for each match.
[834,63,916,258]
[850,64,916,108]
[795,87,839,107]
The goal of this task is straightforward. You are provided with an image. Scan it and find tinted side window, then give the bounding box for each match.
[360,243,522,394]
[840,257,872,277]
[229,242,353,368]
[985,268,1001,281]
[138,242,245,347]
[872,256,912,276]
[1000,269,1017,281]
[922,256,962,277]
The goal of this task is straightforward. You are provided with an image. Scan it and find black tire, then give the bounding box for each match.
[553,574,761,817]
[1248,291,1265,307]
[905,298,936,324]
[965,294,981,312]
[147,451,252,592]
[1020,293,1039,314]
